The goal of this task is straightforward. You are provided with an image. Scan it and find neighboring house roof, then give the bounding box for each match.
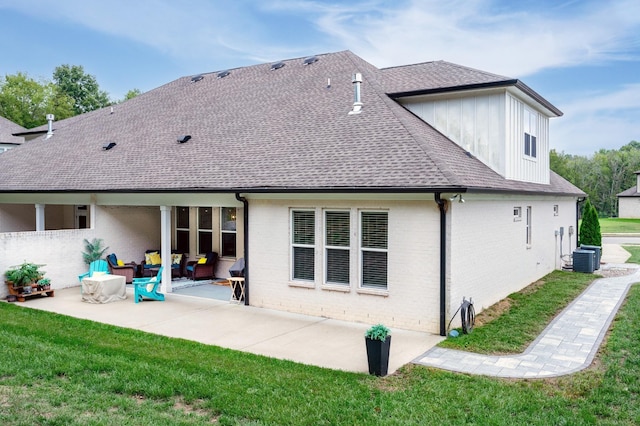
[0,116,26,145]
[0,50,583,196]
[617,187,639,197]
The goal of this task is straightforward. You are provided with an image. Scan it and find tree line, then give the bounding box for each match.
[0,65,141,128]
[551,141,640,218]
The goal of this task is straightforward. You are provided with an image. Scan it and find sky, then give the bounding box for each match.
[1,0,639,156]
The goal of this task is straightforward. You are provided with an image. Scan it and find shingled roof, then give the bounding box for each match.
[0,50,582,196]
[0,116,26,145]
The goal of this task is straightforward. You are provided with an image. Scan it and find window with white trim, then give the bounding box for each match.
[176,206,190,253]
[361,211,388,289]
[524,107,537,159]
[291,210,315,281]
[221,207,237,257]
[513,206,522,222]
[526,206,532,246]
[197,207,212,254]
[325,211,350,285]
[553,205,559,216]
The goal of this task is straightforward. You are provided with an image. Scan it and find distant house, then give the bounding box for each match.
[617,171,640,218]
[0,116,26,153]
[0,51,584,335]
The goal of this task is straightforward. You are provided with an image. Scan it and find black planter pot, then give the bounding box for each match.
[365,335,391,376]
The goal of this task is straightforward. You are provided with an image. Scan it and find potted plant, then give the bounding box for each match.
[365,324,391,376]
[82,238,108,265]
[37,278,51,291]
[4,262,44,290]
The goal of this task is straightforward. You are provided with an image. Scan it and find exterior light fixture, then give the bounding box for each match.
[450,194,465,203]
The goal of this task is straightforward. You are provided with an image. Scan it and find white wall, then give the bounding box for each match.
[618,197,640,218]
[447,195,577,319]
[248,198,442,332]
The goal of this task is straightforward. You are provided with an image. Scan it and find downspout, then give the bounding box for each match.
[235,193,249,305]
[576,197,586,247]
[434,193,447,336]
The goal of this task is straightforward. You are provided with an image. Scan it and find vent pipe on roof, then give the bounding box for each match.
[348,73,363,115]
[45,113,54,139]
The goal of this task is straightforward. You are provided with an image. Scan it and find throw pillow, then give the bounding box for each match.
[146,276,157,292]
[117,259,125,266]
[197,257,207,264]
[144,251,158,264]
[171,253,182,265]
[149,253,162,265]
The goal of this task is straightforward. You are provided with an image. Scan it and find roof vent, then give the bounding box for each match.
[217,70,231,78]
[102,142,116,150]
[270,61,285,71]
[191,74,204,83]
[303,56,318,65]
[348,73,363,115]
[45,113,54,139]
[177,135,191,143]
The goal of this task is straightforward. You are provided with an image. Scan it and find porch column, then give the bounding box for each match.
[90,194,97,229]
[35,204,45,231]
[160,205,172,293]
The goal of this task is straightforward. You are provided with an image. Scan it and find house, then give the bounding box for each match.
[617,171,640,218]
[0,116,26,154]
[0,51,584,335]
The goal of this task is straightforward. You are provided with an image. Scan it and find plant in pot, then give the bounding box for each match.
[364,324,391,376]
[37,277,51,291]
[5,262,45,293]
[82,238,109,265]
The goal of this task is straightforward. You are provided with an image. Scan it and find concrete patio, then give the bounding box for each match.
[19,285,442,375]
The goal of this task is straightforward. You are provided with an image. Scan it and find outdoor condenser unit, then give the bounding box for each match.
[573,248,596,273]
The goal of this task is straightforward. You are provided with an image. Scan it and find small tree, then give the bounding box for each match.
[82,238,108,265]
[579,199,602,246]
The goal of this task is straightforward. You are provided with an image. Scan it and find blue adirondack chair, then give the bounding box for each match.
[132,266,165,303]
[78,259,109,282]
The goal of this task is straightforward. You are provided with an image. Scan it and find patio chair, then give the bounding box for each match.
[141,249,187,278]
[78,259,109,282]
[185,251,218,281]
[106,253,138,283]
[132,266,165,303]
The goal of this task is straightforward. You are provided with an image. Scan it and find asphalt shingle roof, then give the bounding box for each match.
[0,51,582,196]
[0,116,26,144]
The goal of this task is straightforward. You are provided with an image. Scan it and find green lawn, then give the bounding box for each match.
[2,271,640,424]
[598,217,640,233]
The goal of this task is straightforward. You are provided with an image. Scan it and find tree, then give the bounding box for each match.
[121,88,142,102]
[579,199,601,246]
[53,64,111,114]
[0,72,74,128]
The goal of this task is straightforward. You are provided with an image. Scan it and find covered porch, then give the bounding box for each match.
[0,192,245,301]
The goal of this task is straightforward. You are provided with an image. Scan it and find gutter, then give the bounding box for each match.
[576,197,586,246]
[235,193,249,305]
[434,193,447,336]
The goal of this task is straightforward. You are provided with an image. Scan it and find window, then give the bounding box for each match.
[553,205,559,216]
[197,207,212,254]
[513,206,522,222]
[176,206,190,253]
[292,210,315,281]
[524,107,537,159]
[361,211,388,289]
[221,207,237,257]
[526,206,532,246]
[325,211,350,285]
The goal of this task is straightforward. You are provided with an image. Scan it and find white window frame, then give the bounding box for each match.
[291,209,316,282]
[553,204,559,216]
[513,206,522,222]
[359,210,388,290]
[197,206,213,255]
[526,206,532,246]
[175,206,190,253]
[523,107,538,159]
[220,207,237,258]
[324,210,351,286]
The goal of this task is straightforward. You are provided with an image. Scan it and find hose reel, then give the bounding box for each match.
[447,297,476,336]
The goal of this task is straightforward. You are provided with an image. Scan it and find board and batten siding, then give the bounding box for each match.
[399,90,550,185]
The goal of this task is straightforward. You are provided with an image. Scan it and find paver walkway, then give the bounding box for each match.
[414,263,640,378]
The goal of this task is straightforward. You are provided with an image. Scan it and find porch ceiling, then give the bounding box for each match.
[0,192,243,207]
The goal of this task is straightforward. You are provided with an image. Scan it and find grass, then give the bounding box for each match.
[2,270,640,424]
[623,245,640,264]
[598,217,640,233]
[439,270,596,354]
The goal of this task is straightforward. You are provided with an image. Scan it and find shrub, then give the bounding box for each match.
[579,199,602,246]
